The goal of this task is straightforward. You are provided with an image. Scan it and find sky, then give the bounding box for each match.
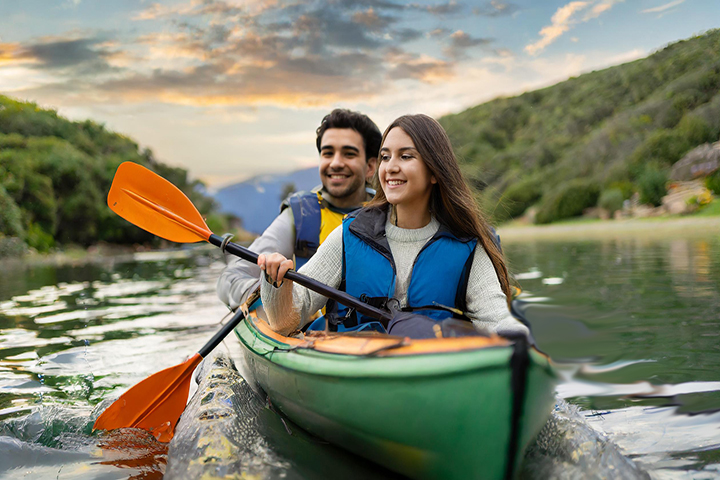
[0,0,718,189]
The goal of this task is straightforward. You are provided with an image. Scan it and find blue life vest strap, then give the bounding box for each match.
[286,192,322,269]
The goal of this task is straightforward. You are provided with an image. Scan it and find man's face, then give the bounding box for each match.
[319,128,376,200]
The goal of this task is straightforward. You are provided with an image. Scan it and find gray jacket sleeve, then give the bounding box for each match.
[466,245,530,337]
[216,208,296,310]
[260,225,344,335]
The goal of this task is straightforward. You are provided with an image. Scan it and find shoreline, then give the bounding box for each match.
[498,216,720,242]
[0,243,215,269]
[3,216,719,268]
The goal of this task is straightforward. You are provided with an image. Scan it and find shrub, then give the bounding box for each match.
[676,115,713,145]
[493,177,544,222]
[608,181,635,199]
[598,189,624,215]
[26,222,54,252]
[638,166,668,206]
[535,179,600,224]
[0,185,24,238]
[630,129,689,168]
[705,170,720,194]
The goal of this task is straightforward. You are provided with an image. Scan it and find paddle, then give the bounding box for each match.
[93,161,392,442]
[93,307,249,442]
[106,161,392,324]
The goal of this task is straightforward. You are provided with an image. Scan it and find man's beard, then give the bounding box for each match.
[323,174,364,199]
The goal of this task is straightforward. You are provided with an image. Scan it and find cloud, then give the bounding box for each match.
[472,1,519,17]
[3,0,515,109]
[525,0,624,56]
[428,28,451,38]
[132,1,246,21]
[444,30,494,58]
[337,0,406,11]
[525,2,590,56]
[583,0,624,20]
[410,1,464,15]
[386,51,454,82]
[3,36,123,77]
[0,43,24,66]
[641,0,685,13]
[351,7,394,29]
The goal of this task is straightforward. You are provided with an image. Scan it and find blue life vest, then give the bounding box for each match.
[313,207,479,331]
[283,192,322,269]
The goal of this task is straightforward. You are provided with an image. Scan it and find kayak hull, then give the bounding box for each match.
[234,316,556,480]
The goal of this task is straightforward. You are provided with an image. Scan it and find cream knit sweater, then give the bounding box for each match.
[261,213,529,337]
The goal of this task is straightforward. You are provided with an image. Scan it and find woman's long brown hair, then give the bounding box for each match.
[366,114,512,306]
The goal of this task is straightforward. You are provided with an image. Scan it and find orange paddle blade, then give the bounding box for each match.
[108,162,211,243]
[93,353,203,442]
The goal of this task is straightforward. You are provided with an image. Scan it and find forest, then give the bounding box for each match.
[439,29,720,224]
[0,95,229,256]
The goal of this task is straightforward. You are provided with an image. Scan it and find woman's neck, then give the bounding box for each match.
[393,202,432,229]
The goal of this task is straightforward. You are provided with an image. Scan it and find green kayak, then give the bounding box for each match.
[234,314,557,480]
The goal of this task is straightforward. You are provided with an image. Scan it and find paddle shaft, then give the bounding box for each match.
[208,234,393,325]
[198,308,246,358]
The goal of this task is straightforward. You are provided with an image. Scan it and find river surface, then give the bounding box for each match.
[1,229,719,479]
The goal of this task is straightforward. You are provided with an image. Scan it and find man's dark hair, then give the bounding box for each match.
[315,109,382,161]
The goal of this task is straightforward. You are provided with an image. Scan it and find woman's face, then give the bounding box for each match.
[378,127,436,209]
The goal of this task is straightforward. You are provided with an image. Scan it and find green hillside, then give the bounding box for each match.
[0,96,225,255]
[440,29,720,224]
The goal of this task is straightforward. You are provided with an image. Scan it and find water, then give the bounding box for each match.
[0,232,719,479]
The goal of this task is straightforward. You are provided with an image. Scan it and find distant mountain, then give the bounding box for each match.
[214,167,319,234]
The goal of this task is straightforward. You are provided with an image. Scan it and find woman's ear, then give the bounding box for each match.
[431,175,437,184]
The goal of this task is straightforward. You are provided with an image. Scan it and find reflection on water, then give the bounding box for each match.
[505,233,720,477]
[0,233,719,478]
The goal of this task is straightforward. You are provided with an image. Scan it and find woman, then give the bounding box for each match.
[259,114,528,338]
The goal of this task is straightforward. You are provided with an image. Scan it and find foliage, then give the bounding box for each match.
[493,176,544,222]
[598,189,625,215]
[704,170,720,194]
[26,222,55,252]
[694,198,720,217]
[638,166,668,206]
[0,95,226,251]
[440,29,720,223]
[0,185,24,238]
[535,179,600,224]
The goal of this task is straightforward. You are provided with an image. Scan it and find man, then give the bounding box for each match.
[217,109,381,310]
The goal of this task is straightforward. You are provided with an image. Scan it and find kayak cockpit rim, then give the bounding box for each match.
[243,314,550,360]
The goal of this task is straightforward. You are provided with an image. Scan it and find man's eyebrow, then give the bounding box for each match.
[321,145,360,152]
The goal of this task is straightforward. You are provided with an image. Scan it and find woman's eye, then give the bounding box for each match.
[401,154,413,160]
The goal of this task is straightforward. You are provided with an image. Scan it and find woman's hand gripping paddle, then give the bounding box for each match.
[93,162,392,442]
